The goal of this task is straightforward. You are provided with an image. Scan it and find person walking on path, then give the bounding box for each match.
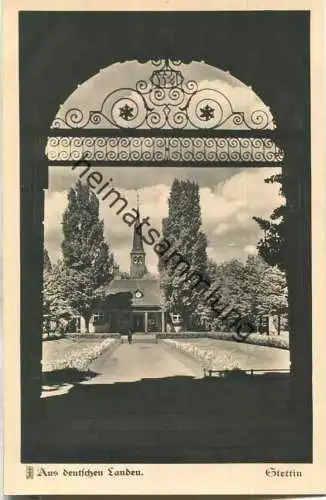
[128,329,133,345]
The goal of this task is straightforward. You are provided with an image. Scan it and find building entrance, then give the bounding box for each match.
[132,313,145,333]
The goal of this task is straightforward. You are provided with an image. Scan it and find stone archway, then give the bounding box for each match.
[20,11,311,461]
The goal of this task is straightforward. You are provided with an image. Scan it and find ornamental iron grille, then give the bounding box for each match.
[46,136,284,163]
[46,59,284,165]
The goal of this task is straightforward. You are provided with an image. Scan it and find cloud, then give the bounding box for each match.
[213,222,230,235]
[193,78,274,129]
[44,167,283,273]
[198,167,282,264]
[200,167,283,236]
[52,61,274,131]
[99,184,169,274]
[44,182,170,275]
[244,245,258,256]
[47,166,247,193]
[44,60,281,272]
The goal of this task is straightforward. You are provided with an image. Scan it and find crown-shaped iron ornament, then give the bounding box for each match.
[150,59,184,88]
[51,59,274,130]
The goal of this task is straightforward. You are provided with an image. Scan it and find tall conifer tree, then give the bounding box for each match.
[61,180,114,330]
[160,179,208,328]
[62,180,113,284]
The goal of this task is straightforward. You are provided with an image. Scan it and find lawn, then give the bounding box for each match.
[182,338,290,371]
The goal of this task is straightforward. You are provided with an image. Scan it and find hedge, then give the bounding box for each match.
[156,331,289,350]
[160,339,241,371]
[207,331,289,350]
[156,332,208,340]
[65,332,121,340]
[42,338,121,372]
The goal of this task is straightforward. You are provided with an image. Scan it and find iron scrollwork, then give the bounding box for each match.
[46,136,284,163]
[51,60,274,131]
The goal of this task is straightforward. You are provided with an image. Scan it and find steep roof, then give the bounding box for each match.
[101,278,164,308]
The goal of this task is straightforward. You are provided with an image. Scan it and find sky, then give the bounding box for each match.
[52,60,274,130]
[44,166,283,275]
[45,59,281,274]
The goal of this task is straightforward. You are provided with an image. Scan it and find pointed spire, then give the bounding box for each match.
[132,192,144,252]
[130,192,146,278]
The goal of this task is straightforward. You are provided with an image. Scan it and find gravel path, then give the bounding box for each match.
[84,342,199,384]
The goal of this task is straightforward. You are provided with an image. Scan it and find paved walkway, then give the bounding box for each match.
[34,341,305,463]
[84,342,201,384]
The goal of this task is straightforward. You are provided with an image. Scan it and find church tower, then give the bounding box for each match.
[130,201,146,279]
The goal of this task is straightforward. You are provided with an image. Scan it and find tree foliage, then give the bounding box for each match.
[259,264,288,317]
[253,174,286,271]
[43,181,114,332]
[45,260,102,317]
[159,177,288,333]
[202,255,288,333]
[159,179,208,326]
[43,248,52,273]
[62,180,114,286]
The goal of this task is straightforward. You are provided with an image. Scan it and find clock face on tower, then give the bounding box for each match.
[133,256,143,264]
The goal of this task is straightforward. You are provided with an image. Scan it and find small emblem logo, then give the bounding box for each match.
[26,465,34,479]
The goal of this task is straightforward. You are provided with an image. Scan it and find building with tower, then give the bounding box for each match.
[84,209,166,334]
